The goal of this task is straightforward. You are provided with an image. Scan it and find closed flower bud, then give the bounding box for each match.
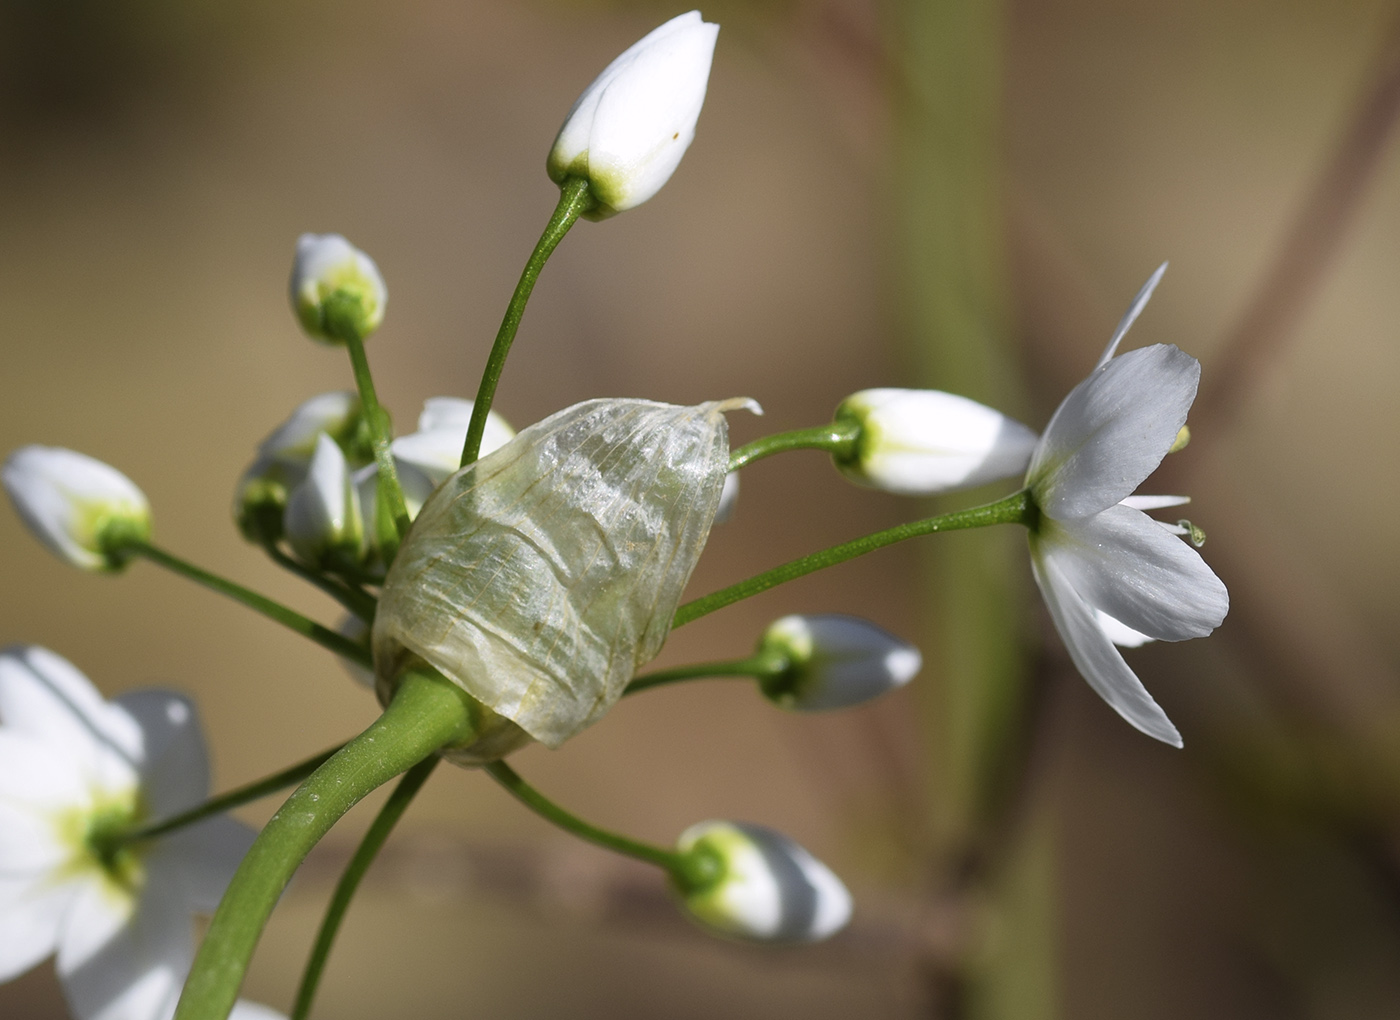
[833,388,1038,496]
[712,470,740,524]
[675,821,852,942]
[3,446,151,571]
[284,434,363,568]
[547,11,719,218]
[290,234,387,343]
[373,397,753,757]
[756,613,921,711]
[234,392,369,544]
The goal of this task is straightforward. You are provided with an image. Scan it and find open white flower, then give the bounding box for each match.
[1025,265,1228,747]
[0,645,257,1020]
[3,446,151,572]
[834,388,1038,496]
[547,11,719,217]
[674,821,851,942]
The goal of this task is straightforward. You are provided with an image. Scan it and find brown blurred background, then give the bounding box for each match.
[2,0,1399,1017]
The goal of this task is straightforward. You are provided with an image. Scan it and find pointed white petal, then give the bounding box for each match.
[1094,262,1168,370]
[58,870,189,1020]
[148,815,256,914]
[0,877,71,981]
[1119,494,1189,511]
[1030,543,1183,746]
[258,392,359,465]
[1042,506,1228,641]
[0,731,91,814]
[112,692,209,818]
[54,872,139,977]
[0,647,143,770]
[1029,345,1200,519]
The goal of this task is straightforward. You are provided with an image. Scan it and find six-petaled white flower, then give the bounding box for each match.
[547,11,719,217]
[0,645,268,1020]
[3,446,151,572]
[1024,265,1228,747]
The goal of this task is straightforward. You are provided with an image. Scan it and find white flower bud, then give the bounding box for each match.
[3,446,151,571]
[290,234,387,343]
[757,614,921,711]
[547,11,719,217]
[834,388,1039,496]
[712,470,740,524]
[374,397,749,755]
[676,821,852,942]
[284,434,363,568]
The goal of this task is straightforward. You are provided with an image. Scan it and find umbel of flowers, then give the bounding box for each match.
[0,10,1226,1020]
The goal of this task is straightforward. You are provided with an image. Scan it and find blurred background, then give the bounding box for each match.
[2,0,1399,1016]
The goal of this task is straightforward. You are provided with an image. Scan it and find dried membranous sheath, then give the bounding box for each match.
[373,397,752,760]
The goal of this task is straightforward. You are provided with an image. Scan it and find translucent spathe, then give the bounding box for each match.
[0,645,260,1019]
[2,446,151,572]
[547,11,719,217]
[834,388,1038,496]
[1025,265,1228,747]
[676,821,852,942]
[289,233,387,343]
[758,613,921,711]
[374,397,750,750]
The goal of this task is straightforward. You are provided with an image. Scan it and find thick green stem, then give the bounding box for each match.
[128,542,370,667]
[263,543,378,622]
[460,177,594,467]
[116,746,342,847]
[727,421,861,473]
[674,490,1033,628]
[338,327,411,550]
[173,671,479,1020]
[292,758,439,1020]
[484,761,691,876]
[624,651,787,697]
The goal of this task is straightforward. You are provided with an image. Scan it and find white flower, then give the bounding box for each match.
[289,234,387,343]
[757,614,921,711]
[834,389,1039,496]
[284,434,363,568]
[0,645,256,1020]
[547,11,719,217]
[3,446,151,572]
[675,821,851,942]
[1025,265,1228,747]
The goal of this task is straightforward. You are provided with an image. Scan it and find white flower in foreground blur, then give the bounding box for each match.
[0,645,256,1020]
[2,446,151,572]
[290,233,387,343]
[547,11,719,217]
[757,614,921,711]
[834,388,1039,496]
[675,821,851,942]
[1025,265,1228,747]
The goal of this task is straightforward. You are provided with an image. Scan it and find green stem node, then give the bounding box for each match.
[173,670,479,1020]
[291,758,439,1020]
[727,421,861,473]
[674,489,1035,628]
[127,542,370,667]
[460,177,594,467]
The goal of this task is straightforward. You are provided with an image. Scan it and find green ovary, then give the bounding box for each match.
[56,790,148,911]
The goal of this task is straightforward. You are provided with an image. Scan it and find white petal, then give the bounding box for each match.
[1094,262,1168,370]
[1041,505,1228,641]
[1029,345,1200,519]
[0,876,72,981]
[112,692,209,818]
[55,872,140,978]
[285,433,360,561]
[712,471,740,524]
[1030,543,1183,746]
[147,815,255,914]
[258,392,359,465]
[0,729,94,815]
[58,871,189,1020]
[1119,494,1189,511]
[1095,609,1155,648]
[0,647,143,765]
